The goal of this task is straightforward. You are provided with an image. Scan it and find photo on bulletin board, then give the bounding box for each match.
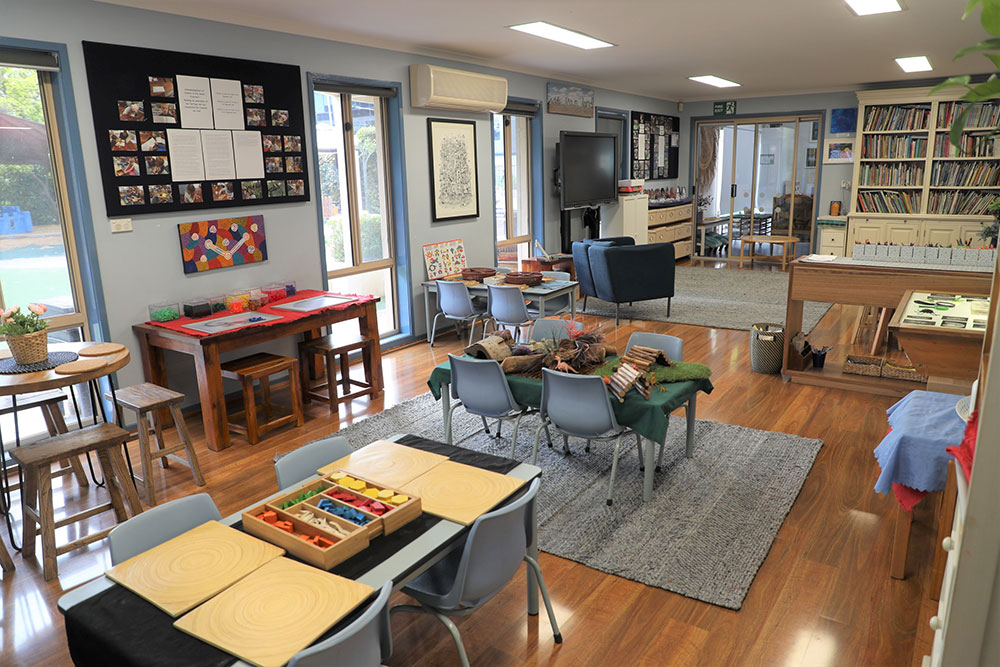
[830,107,858,134]
[177,215,267,274]
[82,41,309,216]
[427,118,479,222]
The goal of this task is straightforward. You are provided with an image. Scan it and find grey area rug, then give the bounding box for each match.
[330,392,823,610]
[580,265,833,332]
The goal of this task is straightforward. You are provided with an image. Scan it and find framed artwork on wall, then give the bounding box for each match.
[422,238,467,279]
[546,82,595,118]
[830,107,858,134]
[427,118,479,221]
[177,215,267,273]
[823,137,855,164]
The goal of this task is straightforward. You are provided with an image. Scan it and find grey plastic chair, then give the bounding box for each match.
[532,369,651,506]
[528,318,574,342]
[431,280,490,347]
[391,479,560,667]
[108,493,221,564]
[446,354,549,456]
[493,266,513,274]
[528,271,572,317]
[486,284,534,342]
[288,580,392,667]
[625,332,696,465]
[274,435,352,489]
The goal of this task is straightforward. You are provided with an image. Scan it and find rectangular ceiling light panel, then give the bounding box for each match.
[896,56,932,72]
[845,0,902,16]
[689,75,741,88]
[508,22,614,50]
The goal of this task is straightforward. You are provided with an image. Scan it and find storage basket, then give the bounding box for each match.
[749,323,784,374]
[843,354,884,377]
[882,362,927,383]
[6,331,48,366]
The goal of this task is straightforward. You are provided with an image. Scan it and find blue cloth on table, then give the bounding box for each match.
[873,390,964,494]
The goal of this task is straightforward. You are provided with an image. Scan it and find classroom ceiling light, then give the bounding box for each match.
[688,75,741,88]
[845,0,902,16]
[896,56,933,72]
[508,22,614,50]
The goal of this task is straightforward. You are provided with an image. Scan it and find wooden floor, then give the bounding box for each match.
[0,261,943,667]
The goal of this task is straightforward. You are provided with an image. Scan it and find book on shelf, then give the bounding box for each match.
[861,134,927,159]
[856,189,921,214]
[937,100,1000,130]
[931,161,1000,187]
[858,162,925,187]
[927,189,997,215]
[864,104,930,132]
[934,131,1000,158]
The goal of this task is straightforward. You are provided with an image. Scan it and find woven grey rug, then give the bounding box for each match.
[579,265,832,332]
[330,392,823,610]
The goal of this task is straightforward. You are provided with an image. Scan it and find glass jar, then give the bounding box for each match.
[208,295,227,313]
[148,301,180,322]
[182,299,212,319]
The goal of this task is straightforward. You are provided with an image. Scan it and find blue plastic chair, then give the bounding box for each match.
[527,271,572,317]
[108,493,222,564]
[532,369,645,506]
[528,318,575,342]
[288,580,392,667]
[274,435,352,488]
[431,281,490,347]
[486,284,534,342]
[493,266,513,273]
[391,479,561,667]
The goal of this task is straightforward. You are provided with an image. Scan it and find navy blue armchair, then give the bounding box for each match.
[587,242,676,325]
[572,236,635,312]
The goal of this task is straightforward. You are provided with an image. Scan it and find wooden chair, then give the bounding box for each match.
[0,391,90,490]
[106,383,206,506]
[11,422,143,580]
[298,334,379,412]
[221,353,303,445]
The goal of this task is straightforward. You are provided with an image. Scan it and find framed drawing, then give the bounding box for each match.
[823,137,855,164]
[427,119,479,221]
[178,215,267,273]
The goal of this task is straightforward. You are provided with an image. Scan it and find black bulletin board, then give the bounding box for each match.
[630,111,679,180]
[81,41,310,216]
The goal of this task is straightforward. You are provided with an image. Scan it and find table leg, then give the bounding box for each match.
[194,344,230,451]
[526,496,539,615]
[685,394,697,458]
[360,301,384,395]
[302,328,324,385]
[643,435,654,501]
[739,241,745,269]
[424,286,435,344]
[890,504,912,579]
[441,382,451,444]
[782,270,804,375]
[570,288,577,320]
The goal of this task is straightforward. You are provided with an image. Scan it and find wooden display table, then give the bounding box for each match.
[738,234,800,270]
[888,290,988,382]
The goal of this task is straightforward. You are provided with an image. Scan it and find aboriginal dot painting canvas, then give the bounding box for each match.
[178,215,267,274]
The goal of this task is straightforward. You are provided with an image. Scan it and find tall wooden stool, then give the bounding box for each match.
[298,334,380,412]
[0,533,13,572]
[221,353,303,445]
[0,391,90,491]
[12,422,143,580]
[106,383,206,506]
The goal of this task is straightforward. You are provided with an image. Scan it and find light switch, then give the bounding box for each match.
[110,218,133,233]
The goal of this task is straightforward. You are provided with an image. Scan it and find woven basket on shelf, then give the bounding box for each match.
[843,354,884,377]
[882,362,928,383]
[6,330,48,366]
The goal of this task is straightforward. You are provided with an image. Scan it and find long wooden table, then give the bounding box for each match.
[133,299,382,451]
[782,258,993,396]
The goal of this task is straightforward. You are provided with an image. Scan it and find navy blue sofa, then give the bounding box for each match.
[572,236,635,311]
[574,237,676,325]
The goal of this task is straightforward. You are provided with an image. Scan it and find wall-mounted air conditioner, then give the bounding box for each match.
[409,64,507,113]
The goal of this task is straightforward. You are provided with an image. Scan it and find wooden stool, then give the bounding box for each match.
[0,533,12,572]
[11,422,143,580]
[0,391,90,491]
[221,353,303,445]
[298,334,379,412]
[106,383,206,506]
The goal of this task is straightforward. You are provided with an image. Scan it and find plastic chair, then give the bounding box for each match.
[391,479,560,667]
[108,493,222,564]
[528,318,574,342]
[528,271,572,317]
[493,266,513,274]
[431,281,490,347]
[274,435,352,489]
[288,580,392,667]
[532,369,650,506]
[446,354,548,456]
[486,284,534,342]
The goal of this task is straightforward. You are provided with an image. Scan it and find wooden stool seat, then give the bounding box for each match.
[299,334,378,412]
[107,383,205,507]
[221,353,303,445]
[11,422,143,580]
[0,390,89,490]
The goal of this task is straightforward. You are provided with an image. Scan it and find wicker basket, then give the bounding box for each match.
[505,271,543,286]
[6,330,48,366]
[460,267,496,282]
[882,362,928,383]
[843,354,884,377]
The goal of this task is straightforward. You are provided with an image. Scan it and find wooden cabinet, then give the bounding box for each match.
[647,202,694,260]
[850,217,887,245]
[922,221,960,247]
[847,216,991,248]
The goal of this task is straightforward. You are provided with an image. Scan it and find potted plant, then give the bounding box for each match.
[696,193,713,225]
[0,303,49,365]
[982,199,999,247]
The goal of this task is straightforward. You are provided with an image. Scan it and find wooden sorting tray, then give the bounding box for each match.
[174,557,375,667]
[106,521,284,617]
[401,460,526,526]
[317,439,448,488]
[321,470,422,536]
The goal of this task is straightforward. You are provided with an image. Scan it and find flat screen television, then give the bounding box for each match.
[558,131,618,210]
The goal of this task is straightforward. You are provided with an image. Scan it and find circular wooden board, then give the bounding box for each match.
[318,439,448,489]
[0,349,10,360]
[78,342,126,357]
[53,358,107,375]
[401,460,526,525]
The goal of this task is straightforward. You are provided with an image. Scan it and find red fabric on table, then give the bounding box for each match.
[946,410,978,481]
[145,290,376,338]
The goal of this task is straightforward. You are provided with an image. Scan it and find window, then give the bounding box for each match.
[493,113,532,268]
[313,88,397,339]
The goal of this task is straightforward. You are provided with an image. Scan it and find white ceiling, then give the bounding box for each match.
[97,0,993,102]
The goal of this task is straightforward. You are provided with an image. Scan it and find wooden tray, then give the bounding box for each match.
[322,470,422,535]
[105,521,283,617]
[401,461,525,526]
[174,557,375,667]
[267,478,383,539]
[242,501,369,570]
[77,342,126,357]
[317,439,448,488]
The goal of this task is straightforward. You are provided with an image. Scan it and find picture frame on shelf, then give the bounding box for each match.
[823,137,855,164]
[427,118,480,222]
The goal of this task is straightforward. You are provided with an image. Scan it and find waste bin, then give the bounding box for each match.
[750,322,784,374]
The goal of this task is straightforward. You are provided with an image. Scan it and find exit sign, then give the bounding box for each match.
[713,101,737,116]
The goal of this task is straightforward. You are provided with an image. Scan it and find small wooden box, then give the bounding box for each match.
[242,503,369,570]
[269,478,384,538]
[322,470,422,535]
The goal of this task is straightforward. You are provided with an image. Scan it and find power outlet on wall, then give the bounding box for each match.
[110,218,133,233]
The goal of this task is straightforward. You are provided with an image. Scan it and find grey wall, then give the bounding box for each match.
[6,0,678,402]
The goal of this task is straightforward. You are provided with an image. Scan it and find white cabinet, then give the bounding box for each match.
[922,221,960,247]
[817,226,847,255]
[601,194,649,244]
[850,217,887,245]
[886,219,922,245]
[848,216,993,248]
[958,221,987,245]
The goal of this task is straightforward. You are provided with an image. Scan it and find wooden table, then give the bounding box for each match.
[782,258,993,396]
[738,234,800,270]
[888,290,988,382]
[521,255,575,283]
[133,299,382,451]
[0,342,130,397]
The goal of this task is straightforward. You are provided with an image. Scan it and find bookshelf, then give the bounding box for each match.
[849,88,998,245]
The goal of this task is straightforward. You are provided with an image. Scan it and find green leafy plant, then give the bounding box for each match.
[0,304,49,336]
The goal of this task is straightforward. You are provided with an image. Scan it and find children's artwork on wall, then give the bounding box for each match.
[823,137,855,164]
[422,238,468,280]
[178,215,267,274]
[830,107,858,134]
[546,82,595,118]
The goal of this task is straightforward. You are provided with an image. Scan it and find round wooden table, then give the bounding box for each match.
[738,234,800,270]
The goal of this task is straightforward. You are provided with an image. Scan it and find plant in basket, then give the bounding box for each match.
[0,303,49,365]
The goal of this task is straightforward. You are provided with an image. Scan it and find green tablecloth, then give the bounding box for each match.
[427,357,714,445]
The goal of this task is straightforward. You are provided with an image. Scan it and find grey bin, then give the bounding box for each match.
[750,323,785,374]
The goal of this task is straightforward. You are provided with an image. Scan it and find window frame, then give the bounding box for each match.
[494,113,533,255]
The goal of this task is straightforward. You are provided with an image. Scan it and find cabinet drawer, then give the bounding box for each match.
[647,209,668,225]
[674,239,693,259]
